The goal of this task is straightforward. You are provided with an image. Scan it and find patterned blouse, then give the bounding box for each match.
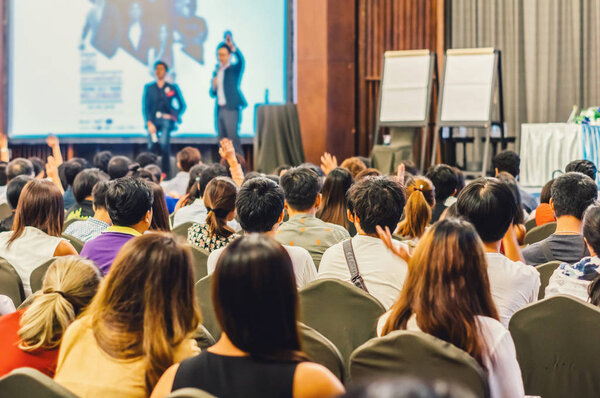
[187,223,236,253]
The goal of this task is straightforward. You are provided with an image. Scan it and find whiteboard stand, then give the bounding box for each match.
[372,50,437,173]
[431,48,505,177]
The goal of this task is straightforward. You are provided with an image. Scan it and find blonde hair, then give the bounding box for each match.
[18,256,101,352]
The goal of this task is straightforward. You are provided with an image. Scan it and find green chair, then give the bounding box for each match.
[193,324,216,350]
[349,331,489,397]
[0,367,78,398]
[169,212,176,229]
[298,279,385,371]
[509,295,600,398]
[523,222,557,246]
[299,322,345,382]
[0,257,25,309]
[195,275,221,340]
[63,217,84,231]
[524,218,537,232]
[61,233,85,254]
[535,261,562,300]
[190,246,209,282]
[0,203,11,221]
[29,258,57,294]
[166,388,217,398]
[173,221,195,240]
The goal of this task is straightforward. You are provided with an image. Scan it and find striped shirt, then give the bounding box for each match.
[64,217,109,242]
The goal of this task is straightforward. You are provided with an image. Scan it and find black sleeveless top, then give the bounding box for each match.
[172,351,299,398]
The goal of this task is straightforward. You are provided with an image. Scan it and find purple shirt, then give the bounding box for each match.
[80,226,141,275]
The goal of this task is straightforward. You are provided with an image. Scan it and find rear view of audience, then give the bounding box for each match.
[533,178,556,226]
[493,150,538,213]
[151,235,344,398]
[62,159,85,210]
[0,158,34,205]
[0,175,32,232]
[55,234,200,397]
[426,164,457,223]
[395,176,435,244]
[107,156,131,180]
[162,146,202,197]
[149,182,171,232]
[66,168,108,220]
[64,181,111,242]
[0,257,101,377]
[522,172,597,265]
[566,159,597,181]
[316,167,355,235]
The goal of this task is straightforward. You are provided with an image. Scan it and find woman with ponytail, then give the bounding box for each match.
[0,256,101,377]
[187,177,239,253]
[395,177,435,243]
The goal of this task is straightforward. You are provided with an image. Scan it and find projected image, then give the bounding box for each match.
[8,0,286,138]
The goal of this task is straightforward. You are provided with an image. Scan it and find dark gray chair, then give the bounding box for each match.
[0,257,25,309]
[509,295,600,398]
[299,322,345,382]
[61,233,84,254]
[0,203,12,221]
[30,258,57,294]
[195,274,221,340]
[350,330,489,398]
[190,246,209,282]
[535,260,562,300]
[523,222,557,246]
[173,221,195,240]
[0,367,78,398]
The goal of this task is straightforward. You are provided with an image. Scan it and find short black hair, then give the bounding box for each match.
[73,168,108,204]
[135,152,158,168]
[144,164,162,183]
[29,157,45,177]
[93,151,113,173]
[299,162,325,177]
[583,203,600,256]
[7,175,33,210]
[63,160,85,187]
[0,162,7,186]
[217,43,231,54]
[565,160,597,181]
[7,158,34,181]
[456,177,517,243]
[154,60,169,71]
[92,180,109,209]
[425,164,457,201]
[551,172,598,220]
[280,167,322,211]
[105,177,153,226]
[107,156,131,180]
[347,176,406,234]
[492,150,520,177]
[236,177,285,233]
[198,164,228,198]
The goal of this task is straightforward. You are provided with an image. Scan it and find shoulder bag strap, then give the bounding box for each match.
[342,239,369,293]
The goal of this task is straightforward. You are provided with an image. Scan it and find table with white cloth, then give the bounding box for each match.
[520,123,600,186]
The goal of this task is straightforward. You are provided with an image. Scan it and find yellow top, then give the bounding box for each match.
[54,315,198,398]
[105,225,142,237]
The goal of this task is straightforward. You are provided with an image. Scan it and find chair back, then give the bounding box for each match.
[523,222,557,245]
[535,260,562,300]
[29,258,57,294]
[350,330,489,398]
[0,257,25,308]
[0,203,11,221]
[524,218,537,232]
[62,217,83,231]
[169,212,175,228]
[61,233,84,254]
[190,246,209,282]
[509,295,600,398]
[298,279,385,369]
[166,388,217,398]
[195,274,221,339]
[0,367,78,398]
[173,221,194,240]
[299,322,345,382]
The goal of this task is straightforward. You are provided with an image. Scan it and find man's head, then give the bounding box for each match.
[492,150,520,178]
[425,164,457,201]
[279,167,322,212]
[565,160,597,181]
[217,43,231,66]
[346,176,406,234]
[135,152,158,168]
[551,172,598,220]
[63,159,85,188]
[236,177,284,233]
[456,177,517,243]
[198,164,228,198]
[6,175,33,210]
[93,151,112,173]
[105,177,153,228]
[29,157,45,178]
[154,61,168,80]
[176,147,202,172]
[6,158,34,182]
[73,169,109,204]
[92,180,109,211]
[144,164,163,183]
[107,156,131,180]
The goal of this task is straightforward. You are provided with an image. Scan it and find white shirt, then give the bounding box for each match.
[377,312,525,398]
[173,199,241,232]
[0,186,6,205]
[317,235,409,309]
[0,226,64,296]
[216,63,230,106]
[545,256,600,302]
[161,171,190,197]
[207,243,317,289]
[0,294,16,315]
[486,253,540,328]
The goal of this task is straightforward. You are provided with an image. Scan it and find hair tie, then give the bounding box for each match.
[195,177,201,182]
[206,206,213,213]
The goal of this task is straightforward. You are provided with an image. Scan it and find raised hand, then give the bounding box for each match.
[219,138,237,163]
[396,163,406,183]
[376,225,411,263]
[46,134,59,148]
[320,152,338,175]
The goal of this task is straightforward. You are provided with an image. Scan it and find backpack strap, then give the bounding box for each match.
[541,241,556,262]
[342,239,369,293]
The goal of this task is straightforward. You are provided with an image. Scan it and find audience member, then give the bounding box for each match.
[273,164,291,176]
[395,177,435,244]
[188,177,238,253]
[546,203,600,301]
[55,234,200,397]
[161,146,202,196]
[355,168,381,180]
[62,159,85,210]
[29,157,45,179]
[0,180,77,296]
[496,171,526,244]
[492,150,538,213]
[150,235,344,398]
[378,218,524,398]
[566,159,597,181]
[588,274,600,306]
[207,177,317,288]
[149,182,171,232]
[0,175,32,232]
[0,161,7,186]
[80,178,153,275]
[0,158,34,204]
[0,257,101,377]
[107,156,131,180]
[522,172,597,265]
[533,178,556,226]
[66,168,108,220]
[135,151,159,168]
[64,181,112,242]
[340,157,367,178]
[318,176,408,309]
[92,151,112,173]
[426,164,457,223]
[145,164,163,184]
[276,167,349,266]
[457,178,540,327]
[316,167,355,235]
[399,160,419,177]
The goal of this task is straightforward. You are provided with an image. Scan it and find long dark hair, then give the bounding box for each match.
[204,177,237,239]
[382,218,499,368]
[181,164,208,207]
[149,182,171,232]
[317,167,353,229]
[212,235,306,362]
